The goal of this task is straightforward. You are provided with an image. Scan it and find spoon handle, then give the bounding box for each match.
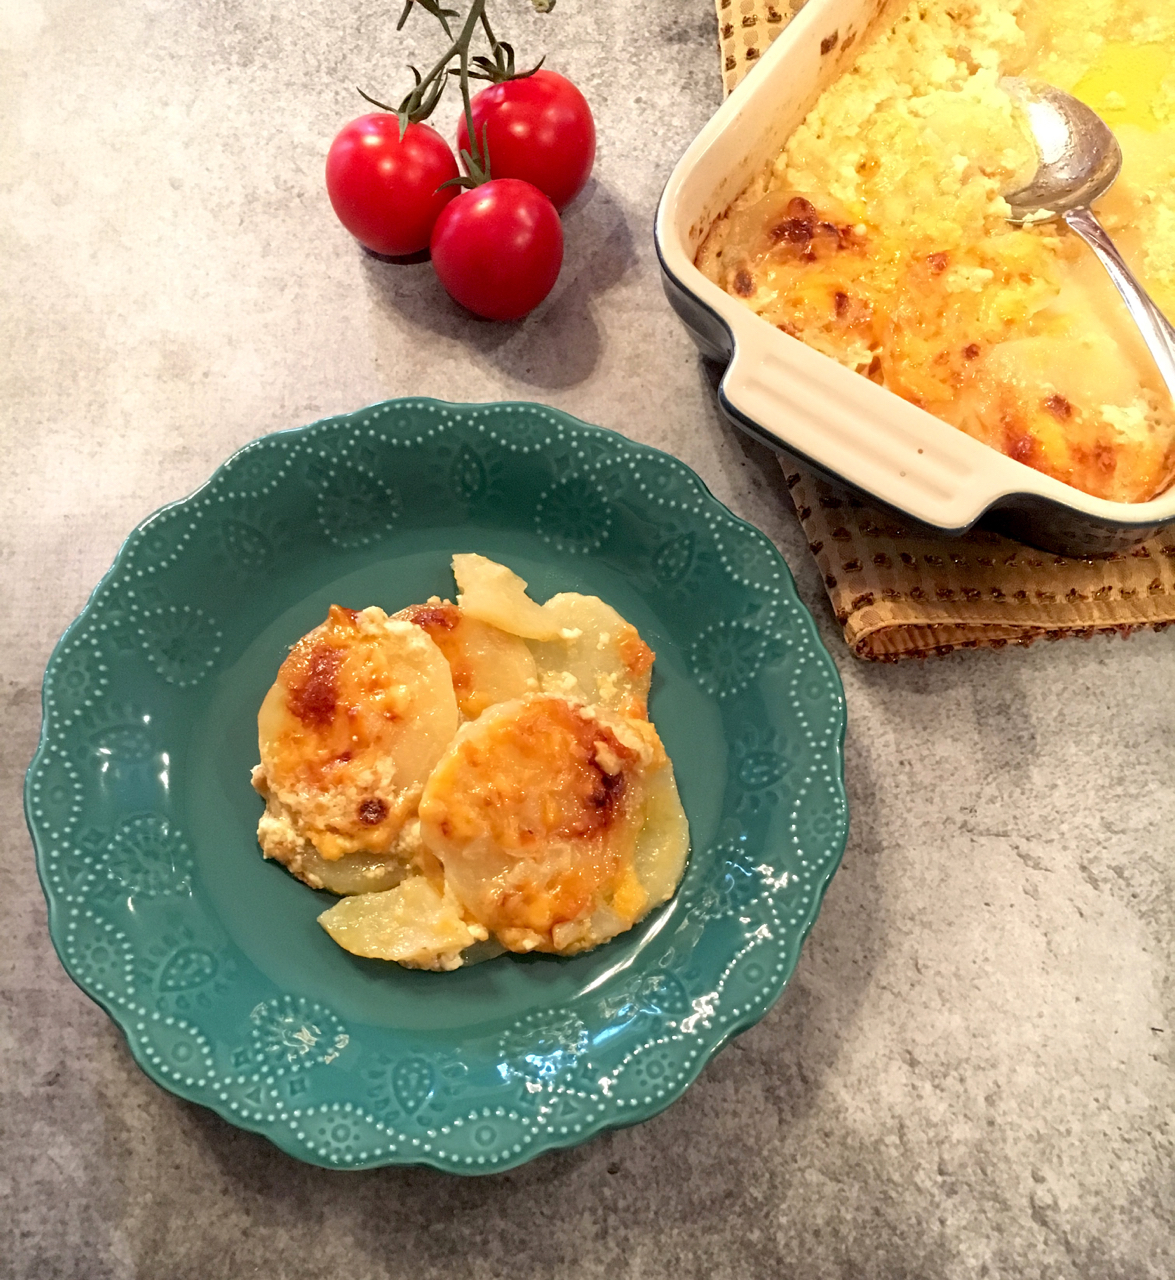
[1063,206,1175,403]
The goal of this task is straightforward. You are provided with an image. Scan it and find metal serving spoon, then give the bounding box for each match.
[1001,77,1175,404]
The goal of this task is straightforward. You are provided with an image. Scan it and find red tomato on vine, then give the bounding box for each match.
[326,114,458,257]
[457,69,595,210]
[430,178,563,321]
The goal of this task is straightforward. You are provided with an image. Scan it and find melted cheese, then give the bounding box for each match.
[256,605,457,863]
[254,559,690,970]
[697,0,1175,503]
[417,695,686,955]
[526,593,655,720]
[1073,42,1173,133]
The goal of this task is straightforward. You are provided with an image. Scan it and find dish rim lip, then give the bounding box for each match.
[653,0,1175,539]
[24,395,850,1173]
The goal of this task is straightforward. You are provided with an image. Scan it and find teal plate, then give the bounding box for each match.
[25,399,847,1173]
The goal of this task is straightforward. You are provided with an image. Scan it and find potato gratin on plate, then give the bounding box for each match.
[252,555,690,970]
[28,399,847,1172]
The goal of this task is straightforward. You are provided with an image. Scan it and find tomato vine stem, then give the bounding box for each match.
[357,0,553,182]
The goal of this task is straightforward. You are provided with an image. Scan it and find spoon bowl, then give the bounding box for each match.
[1001,78,1122,223]
[1000,76,1174,404]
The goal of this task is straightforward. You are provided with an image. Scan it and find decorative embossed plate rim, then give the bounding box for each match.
[26,399,848,1173]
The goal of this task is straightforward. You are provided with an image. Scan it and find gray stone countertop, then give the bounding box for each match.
[2,1,1172,1276]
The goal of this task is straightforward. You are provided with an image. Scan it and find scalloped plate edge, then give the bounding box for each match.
[25,396,849,1173]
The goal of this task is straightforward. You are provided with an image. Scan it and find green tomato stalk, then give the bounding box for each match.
[356,0,554,189]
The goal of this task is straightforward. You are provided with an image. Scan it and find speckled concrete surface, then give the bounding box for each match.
[2,1,1173,1277]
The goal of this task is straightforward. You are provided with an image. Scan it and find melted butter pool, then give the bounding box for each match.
[1072,39,1175,132]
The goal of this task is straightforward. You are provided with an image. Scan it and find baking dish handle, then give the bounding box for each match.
[716,330,1004,534]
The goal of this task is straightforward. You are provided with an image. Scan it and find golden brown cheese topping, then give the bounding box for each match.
[257,604,457,861]
[697,0,1175,503]
[254,556,691,970]
[418,695,667,955]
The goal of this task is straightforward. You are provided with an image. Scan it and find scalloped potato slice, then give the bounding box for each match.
[255,605,458,877]
[527,593,654,720]
[452,553,573,641]
[418,694,689,956]
[632,756,691,907]
[394,599,538,720]
[318,875,488,971]
[452,556,655,719]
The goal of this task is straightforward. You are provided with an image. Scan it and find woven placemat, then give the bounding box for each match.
[713,0,1175,659]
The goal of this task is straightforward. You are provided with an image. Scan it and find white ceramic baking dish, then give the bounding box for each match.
[655,0,1175,556]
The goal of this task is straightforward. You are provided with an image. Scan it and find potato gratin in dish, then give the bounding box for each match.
[697,0,1175,504]
[251,556,690,971]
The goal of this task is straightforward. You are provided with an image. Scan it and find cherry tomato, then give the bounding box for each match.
[325,115,458,257]
[456,69,595,211]
[429,179,563,321]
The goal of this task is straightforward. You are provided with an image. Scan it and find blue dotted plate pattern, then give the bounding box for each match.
[26,399,848,1172]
